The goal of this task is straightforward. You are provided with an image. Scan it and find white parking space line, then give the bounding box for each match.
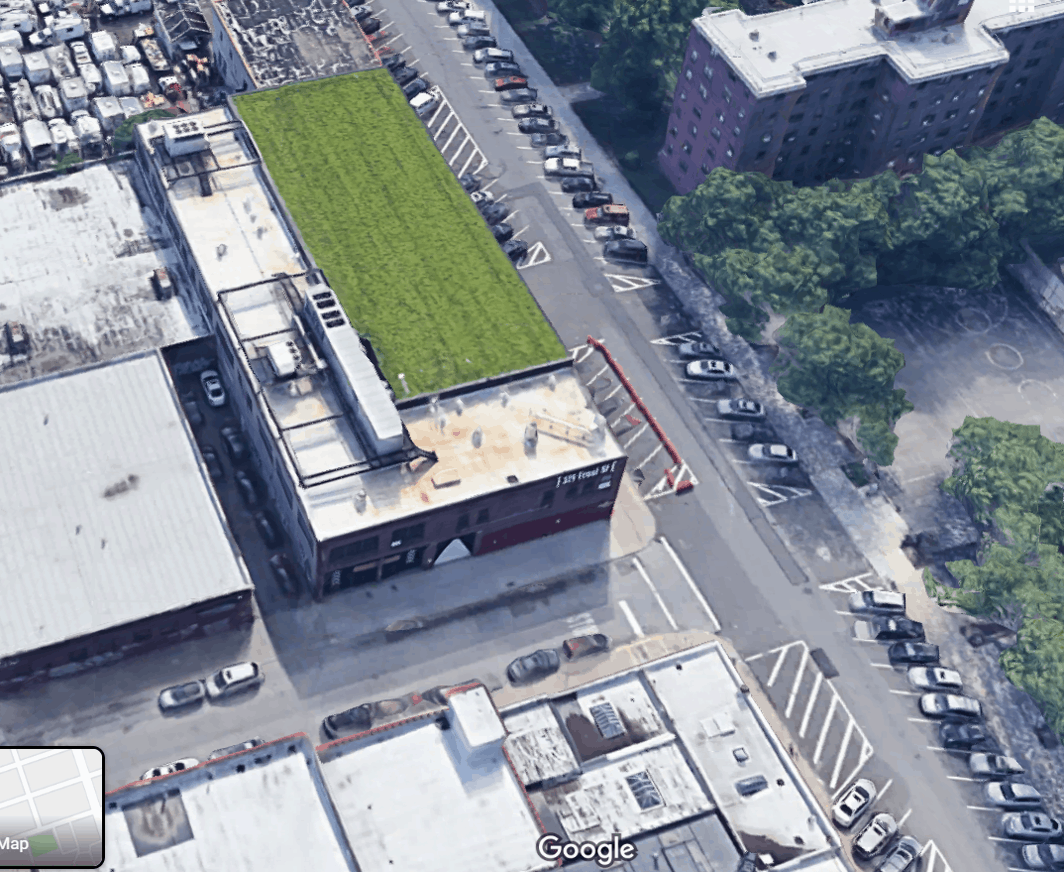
[632,557,678,631]
[408,57,420,65]
[495,193,509,202]
[927,745,948,752]
[600,382,625,401]
[784,647,809,719]
[828,720,855,789]
[507,209,520,221]
[908,717,938,724]
[897,809,912,827]
[550,190,568,196]
[889,690,920,696]
[512,225,530,239]
[967,806,998,812]
[819,572,877,593]
[635,444,663,470]
[440,126,462,152]
[383,33,403,44]
[853,638,881,644]
[589,363,610,382]
[517,146,536,150]
[506,131,524,136]
[812,695,839,766]
[947,775,981,782]
[622,423,648,450]
[878,778,894,802]
[718,438,745,444]
[871,662,895,669]
[526,160,541,164]
[619,600,643,637]
[660,537,721,632]
[481,178,500,191]
[565,611,597,636]
[989,837,1026,844]
[834,610,853,616]
[798,672,822,738]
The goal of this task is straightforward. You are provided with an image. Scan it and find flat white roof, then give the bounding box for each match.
[104,736,358,872]
[0,351,253,660]
[449,684,507,749]
[0,162,207,386]
[695,0,1064,96]
[319,715,553,872]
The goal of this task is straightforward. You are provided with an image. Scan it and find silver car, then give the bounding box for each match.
[594,225,636,242]
[199,369,226,407]
[1002,812,1064,842]
[748,443,798,463]
[158,679,206,711]
[1022,844,1064,870]
[907,667,962,692]
[543,143,582,160]
[208,738,266,760]
[686,359,736,380]
[876,836,921,872]
[986,781,1043,809]
[969,753,1024,780]
[205,661,264,699]
[716,398,764,420]
[849,589,906,616]
[854,813,898,859]
[831,778,876,828]
[920,693,982,721]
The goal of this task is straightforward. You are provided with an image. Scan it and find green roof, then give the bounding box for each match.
[235,72,565,397]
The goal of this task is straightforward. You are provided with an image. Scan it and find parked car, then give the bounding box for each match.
[562,634,610,659]
[456,22,491,38]
[402,77,429,99]
[573,191,612,209]
[512,101,550,118]
[507,649,560,684]
[350,2,373,17]
[493,75,528,91]
[360,16,381,33]
[490,222,513,242]
[158,679,206,711]
[888,641,939,664]
[485,61,522,77]
[481,202,510,224]
[141,759,200,780]
[969,753,1024,779]
[716,398,765,420]
[585,204,630,225]
[518,116,556,134]
[463,35,496,50]
[382,53,406,72]
[151,267,175,300]
[907,666,962,692]
[470,190,494,208]
[686,359,737,380]
[392,66,419,87]
[182,397,204,428]
[986,782,1044,810]
[234,469,262,507]
[594,225,636,242]
[561,176,598,193]
[876,836,921,872]
[849,590,906,616]
[832,778,876,828]
[323,698,408,739]
[748,443,799,464]
[437,0,470,10]
[502,239,528,262]
[254,510,283,547]
[220,424,248,463]
[499,88,539,104]
[920,693,982,721]
[1022,844,1064,870]
[1003,813,1064,842]
[269,553,301,597]
[449,8,486,24]
[862,617,925,641]
[544,143,581,160]
[531,132,567,147]
[604,238,648,264]
[940,722,999,753]
[459,172,480,191]
[208,738,265,760]
[205,661,264,699]
[854,813,898,859]
[200,369,226,407]
[200,445,225,482]
[473,46,513,64]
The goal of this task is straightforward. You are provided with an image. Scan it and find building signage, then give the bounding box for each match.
[554,460,618,490]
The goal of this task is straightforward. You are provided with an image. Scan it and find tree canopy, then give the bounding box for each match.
[550,0,616,32]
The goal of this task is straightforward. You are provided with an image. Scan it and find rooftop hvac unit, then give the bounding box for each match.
[266,340,302,378]
[163,117,208,157]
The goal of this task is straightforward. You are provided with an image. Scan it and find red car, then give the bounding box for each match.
[494,76,529,91]
[585,204,630,226]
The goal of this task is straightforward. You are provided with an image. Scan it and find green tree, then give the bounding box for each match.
[550,0,616,32]
[1000,616,1064,737]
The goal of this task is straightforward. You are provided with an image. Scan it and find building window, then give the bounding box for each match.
[691,49,699,62]
[961,122,971,130]
[1034,38,1050,49]
[541,489,555,508]
[933,96,943,106]
[685,68,693,81]
[916,82,927,90]
[850,98,868,110]
[800,144,810,155]
[680,91,688,102]
[476,508,490,524]
[390,523,424,549]
[716,110,725,122]
[565,485,578,499]
[761,132,772,143]
[935,127,951,138]
[791,112,804,122]
[859,77,876,89]
[331,536,379,564]
[796,93,808,104]
[922,114,935,126]
[785,133,797,142]
[669,126,678,137]
[666,144,673,154]
[737,108,746,119]
[678,159,689,172]
[711,127,722,140]
[726,147,734,158]
[893,138,902,148]
[968,106,977,115]
[682,141,692,154]
[734,126,742,137]
[808,126,818,136]
[698,84,708,100]
[690,122,698,135]
[756,149,767,159]
[692,106,702,119]
[706,146,716,158]
[703,63,713,79]
[1014,78,1028,89]
[700,162,710,173]
[723,86,732,104]
[945,109,958,120]
[457,513,470,532]
[915,133,927,143]
[908,100,918,110]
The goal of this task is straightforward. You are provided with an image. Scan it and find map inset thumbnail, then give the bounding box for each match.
[0,747,103,868]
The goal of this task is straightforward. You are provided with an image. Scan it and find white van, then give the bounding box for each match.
[409,86,441,118]
[448,8,485,24]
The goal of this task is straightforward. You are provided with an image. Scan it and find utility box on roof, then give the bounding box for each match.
[448,685,505,761]
[162,117,207,156]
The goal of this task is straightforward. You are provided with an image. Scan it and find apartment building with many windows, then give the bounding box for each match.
[660,0,1064,191]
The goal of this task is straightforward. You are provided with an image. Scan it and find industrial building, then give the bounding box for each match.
[210,0,379,92]
[660,0,1064,191]
[0,350,255,690]
[132,104,627,599]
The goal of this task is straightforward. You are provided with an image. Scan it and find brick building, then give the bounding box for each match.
[660,0,1064,192]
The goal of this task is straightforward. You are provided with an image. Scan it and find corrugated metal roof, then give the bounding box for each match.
[0,351,253,661]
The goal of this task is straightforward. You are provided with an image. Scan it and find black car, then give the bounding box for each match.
[573,191,612,209]
[269,553,301,597]
[560,175,598,193]
[502,239,528,262]
[481,202,510,224]
[867,617,925,641]
[604,238,649,264]
[322,704,372,739]
[484,61,522,77]
[459,172,480,192]
[491,222,513,242]
[940,722,1001,753]
[220,425,248,463]
[382,53,406,72]
[530,132,567,148]
[360,16,382,33]
[888,641,939,664]
[392,66,419,87]
[463,35,496,50]
[182,396,204,427]
[518,116,557,134]
[506,649,560,684]
[234,469,262,507]
[200,445,225,482]
[253,510,283,547]
[499,88,538,104]
[402,78,429,99]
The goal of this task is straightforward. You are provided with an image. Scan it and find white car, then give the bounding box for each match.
[27,28,55,47]
[1003,812,1064,842]
[907,666,962,692]
[849,589,906,615]
[438,0,470,10]
[1022,844,1064,870]
[685,359,736,380]
[199,369,226,407]
[449,7,485,23]
[208,737,266,760]
[594,225,635,242]
[969,753,1025,779]
[141,758,200,780]
[470,190,494,207]
[986,782,1043,809]
[920,693,982,721]
[543,143,581,160]
[157,679,206,711]
[832,778,876,828]
[716,398,764,420]
[205,661,264,699]
[748,443,798,463]
[677,340,718,358]
[854,813,898,859]
[473,46,512,64]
